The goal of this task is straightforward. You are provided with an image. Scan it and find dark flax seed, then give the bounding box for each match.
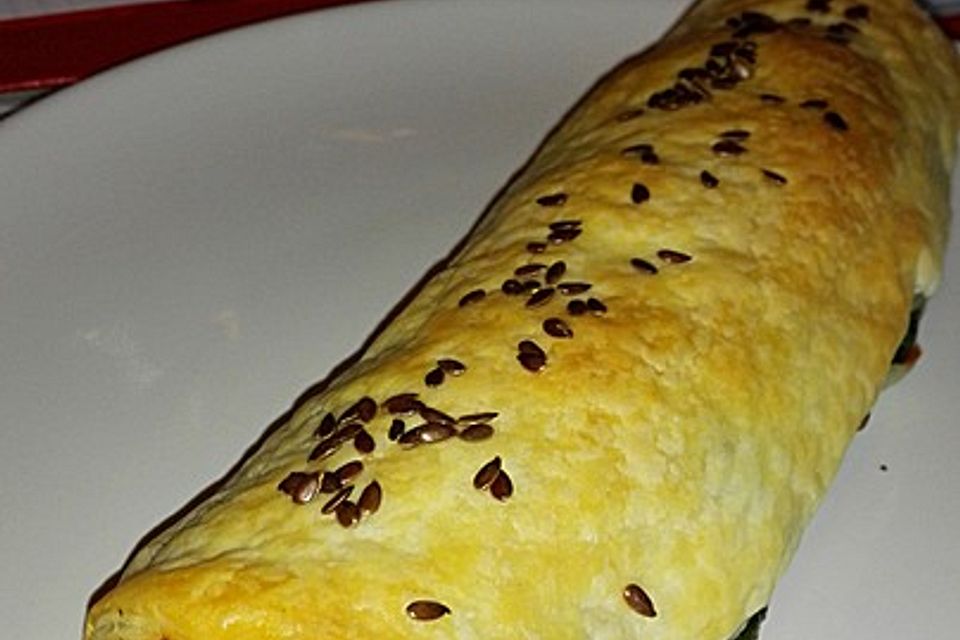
[277,471,320,505]
[549,219,582,231]
[337,422,364,443]
[536,193,568,207]
[543,317,574,338]
[334,460,364,484]
[586,298,608,315]
[700,170,719,188]
[762,169,788,185]
[353,429,376,454]
[419,406,456,425]
[490,470,514,501]
[383,393,421,415]
[437,359,466,376]
[526,287,556,308]
[527,241,547,254]
[514,263,546,277]
[502,278,525,295]
[546,261,567,285]
[631,183,651,204]
[518,351,547,372]
[548,228,582,244]
[458,289,486,307]
[406,600,451,621]
[313,412,337,439]
[309,437,341,462]
[321,485,354,514]
[411,422,458,445]
[760,93,786,104]
[719,129,750,140]
[631,258,658,275]
[657,249,692,264]
[458,411,499,423]
[424,367,445,388]
[335,500,361,528]
[320,471,341,494]
[567,299,588,316]
[473,456,502,490]
[623,584,658,617]
[352,396,378,423]
[358,480,382,516]
[800,99,828,110]
[459,423,495,442]
[824,111,849,131]
[388,418,406,441]
[522,279,542,292]
[844,4,869,20]
[712,139,747,156]
[805,0,831,13]
[558,282,591,295]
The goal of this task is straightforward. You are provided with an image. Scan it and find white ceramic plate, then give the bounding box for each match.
[1,1,957,638]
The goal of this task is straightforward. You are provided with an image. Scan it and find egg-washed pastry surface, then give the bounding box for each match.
[85,1,960,638]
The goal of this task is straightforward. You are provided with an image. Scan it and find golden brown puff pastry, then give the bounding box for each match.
[85,1,960,638]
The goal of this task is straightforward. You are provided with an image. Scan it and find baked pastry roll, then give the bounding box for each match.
[84,0,960,638]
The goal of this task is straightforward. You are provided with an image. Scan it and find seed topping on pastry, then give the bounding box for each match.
[387,418,406,441]
[586,297,608,315]
[458,288,487,307]
[321,486,353,514]
[406,600,451,621]
[800,98,829,110]
[526,241,548,254]
[436,358,466,376]
[630,258,659,275]
[567,299,588,316]
[458,423,495,442]
[700,170,720,189]
[277,472,320,505]
[473,456,502,490]
[517,340,547,372]
[545,261,567,285]
[536,192,568,207]
[313,411,337,438]
[824,111,849,131]
[623,583,658,618]
[712,139,748,156]
[557,281,591,295]
[526,287,556,308]
[357,480,382,516]
[760,93,786,104]
[805,0,831,14]
[844,4,870,21]
[335,500,361,528]
[762,169,789,185]
[489,469,514,501]
[383,392,421,415]
[341,396,377,423]
[719,129,751,140]
[543,317,574,339]
[424,367,445,388]
[353,428,376,454]
[514,263,546,277]
[458,411,499,423]
[657,249,693,264]
[631,183,651,205]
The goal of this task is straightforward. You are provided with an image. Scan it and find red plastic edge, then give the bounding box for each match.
[0,2,956,94]
[0,0,377,93]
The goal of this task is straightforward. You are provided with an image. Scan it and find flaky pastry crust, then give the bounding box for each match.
[86,1,960,638]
